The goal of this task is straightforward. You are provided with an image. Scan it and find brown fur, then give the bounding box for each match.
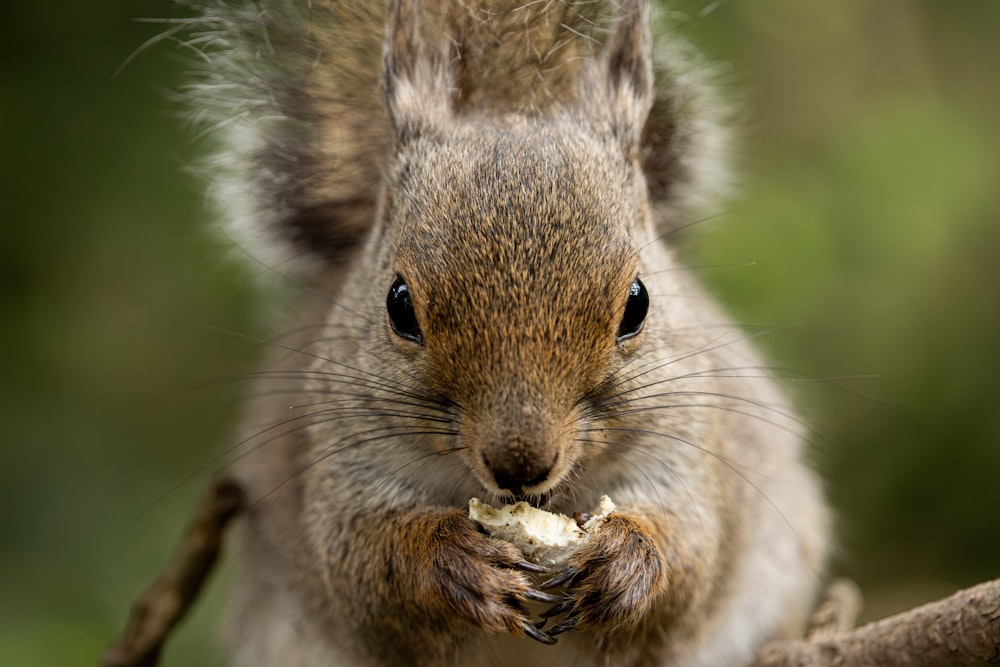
[196,1,831,665]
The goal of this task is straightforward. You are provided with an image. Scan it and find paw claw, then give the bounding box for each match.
[524,588,563,604]
[539,566,579,590]
[514,560,548,574]
[539,598,575,619]
[523,620,557,645]
[548,615,580,637]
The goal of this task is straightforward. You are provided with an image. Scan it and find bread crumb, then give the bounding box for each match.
[468,496,615,567]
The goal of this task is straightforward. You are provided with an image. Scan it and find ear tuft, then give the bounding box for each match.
[383,0,451,144]
[604,0,653,158]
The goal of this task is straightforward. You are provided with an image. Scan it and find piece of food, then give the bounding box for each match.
[468,496,616,567]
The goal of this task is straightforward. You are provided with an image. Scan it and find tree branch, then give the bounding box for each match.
[754,578,1000,666]
[102,476,245,667]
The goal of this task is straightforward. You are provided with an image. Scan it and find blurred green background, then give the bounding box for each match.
[2,1,998,664]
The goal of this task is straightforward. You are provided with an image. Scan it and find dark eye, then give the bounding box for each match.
[616,277,648,342]
[387,275,422,343]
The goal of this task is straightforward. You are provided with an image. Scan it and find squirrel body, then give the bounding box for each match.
[193,1,831,665]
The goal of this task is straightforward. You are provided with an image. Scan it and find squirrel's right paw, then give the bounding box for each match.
[416,511,559,644]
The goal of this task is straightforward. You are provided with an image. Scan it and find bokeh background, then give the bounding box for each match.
[3,0,999,663]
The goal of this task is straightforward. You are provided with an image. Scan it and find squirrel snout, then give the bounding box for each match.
[482,449,558,497]
[466,399,577,497]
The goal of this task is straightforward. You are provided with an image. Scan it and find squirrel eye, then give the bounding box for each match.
[617,277,649,342]
[387,276,423,343]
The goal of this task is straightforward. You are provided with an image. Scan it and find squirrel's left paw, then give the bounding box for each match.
[539,513,667,636]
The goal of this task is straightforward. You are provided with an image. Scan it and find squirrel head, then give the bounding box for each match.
[373,0,655,498]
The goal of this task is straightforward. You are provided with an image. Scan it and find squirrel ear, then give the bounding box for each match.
[603,0,653,159]
[383,0,451,144]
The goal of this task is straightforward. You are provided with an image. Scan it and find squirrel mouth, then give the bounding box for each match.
[492,469,553,499]
[477,448,564,501]
[482,462,565,508]
[501,488,554,509]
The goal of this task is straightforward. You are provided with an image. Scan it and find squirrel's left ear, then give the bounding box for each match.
[383,0,451,145]
[603,0,653,159]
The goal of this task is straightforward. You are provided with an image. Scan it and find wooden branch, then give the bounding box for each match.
[754,578,1000,667]
[102,476,245,667]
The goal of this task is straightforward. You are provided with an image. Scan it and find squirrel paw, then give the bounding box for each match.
[422,512,559,644]
[538,513,667,637]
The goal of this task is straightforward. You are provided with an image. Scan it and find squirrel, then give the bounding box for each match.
[185,0,831,665]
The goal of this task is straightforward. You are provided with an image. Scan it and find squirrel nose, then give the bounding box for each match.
[484,452,557,496]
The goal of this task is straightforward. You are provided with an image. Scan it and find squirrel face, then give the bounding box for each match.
[381,119,647,497]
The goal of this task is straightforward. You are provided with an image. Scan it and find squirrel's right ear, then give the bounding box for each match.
[383,0,451,144]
